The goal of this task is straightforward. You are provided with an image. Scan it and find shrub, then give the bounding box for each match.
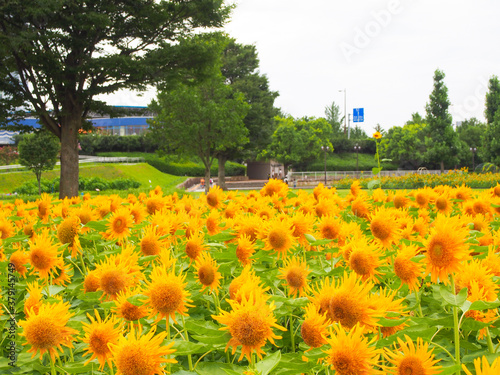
[14,176,140,194]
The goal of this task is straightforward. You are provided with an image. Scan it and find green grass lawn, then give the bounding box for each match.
[0,163,187,195]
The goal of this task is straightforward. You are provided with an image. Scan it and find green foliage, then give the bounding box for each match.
[150,71,249,183]
[0,0,231,197]
[424,69,458,170]
[144,154,245,177]
[264,116,333,171]
[379,123,427,169]
[79,133,159,155]
[297,152,398,172]
[485,75,500,124]
[14,177,140,195]
[18,131,60,194]
[221,39,279,160]
[0,146,18,165]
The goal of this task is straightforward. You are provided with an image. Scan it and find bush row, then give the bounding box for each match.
[14,177,140,195]
[144,154,245,177]
[79,134,158,154]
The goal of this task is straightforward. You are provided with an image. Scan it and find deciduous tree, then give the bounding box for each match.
[0,0,230,198]
[18,131,60,195]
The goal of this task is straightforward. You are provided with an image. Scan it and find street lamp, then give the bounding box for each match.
[470,147,477,172]
[339,88,346,135]
[354,144,361,178]
[321,146,329,186]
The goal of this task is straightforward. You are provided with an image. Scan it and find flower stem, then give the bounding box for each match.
[451,276,461,375]
[181,314,194,371]
[486,327,495,354]
[414,289,423,317]
[290,315,295,353]
[50,357,57,375]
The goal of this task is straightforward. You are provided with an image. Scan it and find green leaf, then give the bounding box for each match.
[209,231,236,242]
[59,362,100,373]
[439,286,468,307]
[367,179,381,190]
[84,220,108,231]
[170,340,208,356]
[255,351,281,375]
[308,238,333,247]
[438,365,462,375]
[372,167,381,175]
[469,300,500,311]
[126,294,147,307]
[304,234,316,244]
[196,362,244,375]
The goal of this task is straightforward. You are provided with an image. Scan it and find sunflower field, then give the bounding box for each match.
[1,180,500,375]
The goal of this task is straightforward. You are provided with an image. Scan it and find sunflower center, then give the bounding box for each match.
[198,265,215,286]
[206,217,218,233]
[90,331,111,355]
[232,312,267,347]
[24,317,59,349]
[141,237,161,256]
[120,301,147,321]
[206,192,219,208]
[236,243,254,264]
[84,273,100,293]
[473,201,488,214]
[286,268,305,288]
[415,194,428,206]
[301,321,324,348]
[329,293,363,329]
[330,351,358,375]
[398,356,426,375]
[115,344,157,375]
[100,270,127,297]
[394,196,407,209]
[268,229,287,250]
[394,258,417,282]
[349,251,372,277]
[30,249,51,271]
[435,197,448,211]
[113,218,127,233]
[185,241,203,260]
[428,240,451,268]
[494,186,500,197]
[150,282,183,314]
[370,219,391,241]
[321,224,338,240]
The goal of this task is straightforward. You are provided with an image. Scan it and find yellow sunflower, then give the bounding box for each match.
[260,178,288,198]
[325,323,382,375]
[24,281,44,317]
[109,325,176,375]
[373,131,382,139]
[82,310,122,370]
[194,251,222,294]
[143,265,193,323]
[393,190,410,209]
[229,266,270,303]
[262,217,296,259]
[140,225,168,257]
[462,356,500,375]
[145,196,165,215]
[129,201,148,224]
[278,256,310,297]
[57,215,81,257]
[184,232,207,262]
[213,292,286,362]
[37,193,52,222]
[310,272,382,330]
[206,185,226,209]
[384,335,441,375]
[290,211,315,245]
[301,303,330,349]
[424,214,470,284]
[104,207,134,241]
[455,259,498,302]
[369,207,400,248]
[83,269,100,293]
[348,238,384,281]
[393,244,425,292]
[236,234,256,266]
[19,301,78,362]
[113,287,150,323]
[9,249,29,278]
[317,215,343,243]
[27,228,63,280]
[205,209,223,236]
[434,194,453,215]
[351,196,371,219]
[95,257,138,300]
[0,215,14,239]
[235,214,263,243]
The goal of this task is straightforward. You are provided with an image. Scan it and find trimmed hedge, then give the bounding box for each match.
[14,177,140,195]
[143,154,245,177]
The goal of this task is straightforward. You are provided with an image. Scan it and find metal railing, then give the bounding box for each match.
[289,169,447,181]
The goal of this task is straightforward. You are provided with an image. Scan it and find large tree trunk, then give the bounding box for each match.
[59,118,80,198]
[218,155,227,191]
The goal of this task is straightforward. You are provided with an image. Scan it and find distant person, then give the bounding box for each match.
[200,178,205,188]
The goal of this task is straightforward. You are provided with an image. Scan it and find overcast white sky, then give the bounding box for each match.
[106,0,500,133]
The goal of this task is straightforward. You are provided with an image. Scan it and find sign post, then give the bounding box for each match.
[353,108,364,123]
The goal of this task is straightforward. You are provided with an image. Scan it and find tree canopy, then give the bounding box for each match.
[18,131,60,195]
[424,69,458,171]
[149,73,249,193]
[0,0,230,198]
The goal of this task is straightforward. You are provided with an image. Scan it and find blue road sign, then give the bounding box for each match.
[353,108,364,122]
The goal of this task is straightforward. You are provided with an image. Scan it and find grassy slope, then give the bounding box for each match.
[0,163,187,194]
